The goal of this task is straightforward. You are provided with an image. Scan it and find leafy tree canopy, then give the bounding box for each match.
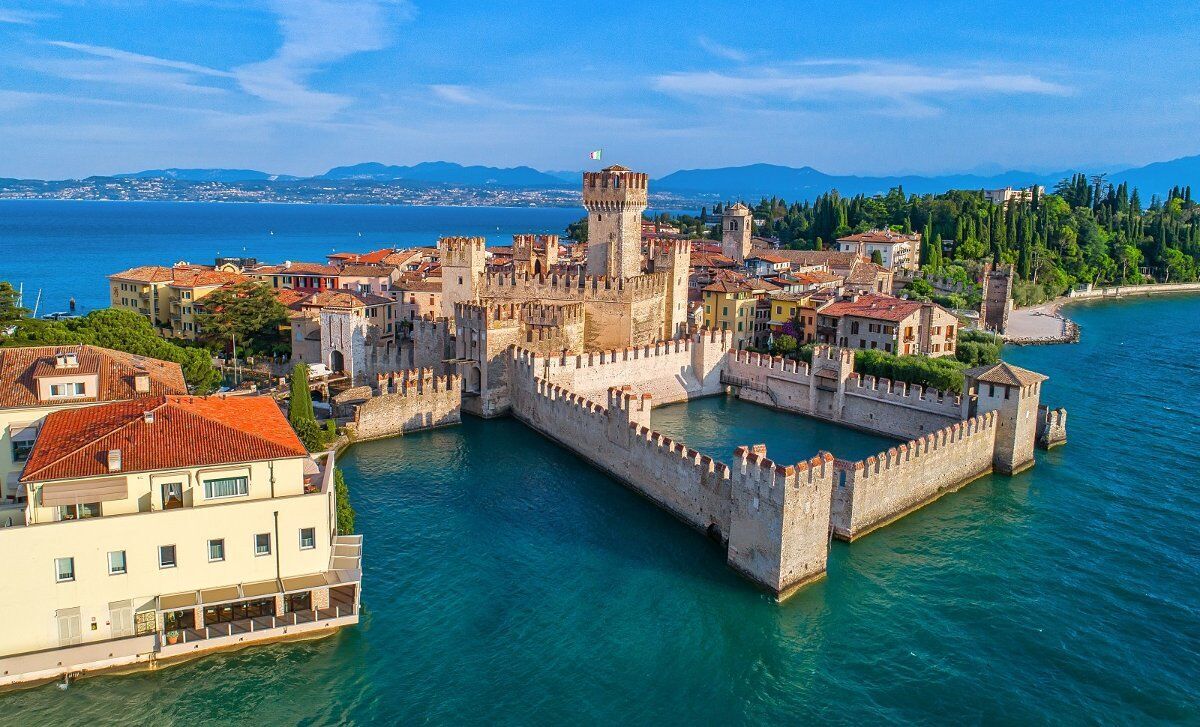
[194,281,289,356]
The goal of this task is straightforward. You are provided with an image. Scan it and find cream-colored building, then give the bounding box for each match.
[0,345,188,521]
[109,265,248,340]
[836,230,919,271]
[816,293,959,357]
[0,388,361,688]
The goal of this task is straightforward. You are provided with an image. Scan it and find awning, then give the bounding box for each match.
[41,477,127,506]
[200,586,241,605]
[8,423,39,441]
[159,591,198,611]
[241,579,282,598]
[281,574,328,593]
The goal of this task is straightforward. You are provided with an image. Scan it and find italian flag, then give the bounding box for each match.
[588,150,602,160]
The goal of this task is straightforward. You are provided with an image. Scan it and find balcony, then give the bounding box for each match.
[170,603,358,647]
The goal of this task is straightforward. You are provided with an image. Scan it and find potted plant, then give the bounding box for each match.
[166,629,180,645]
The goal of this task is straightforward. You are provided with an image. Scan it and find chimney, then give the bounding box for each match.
[107,449,122,472]
[55,352,79,369]
[143,411,155,424]
[750,443,767,457]
[134,373,150,393]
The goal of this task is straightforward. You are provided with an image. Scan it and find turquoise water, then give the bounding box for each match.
[2,207,1199,722]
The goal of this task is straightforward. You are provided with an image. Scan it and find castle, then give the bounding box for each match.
[321,166,1067,601]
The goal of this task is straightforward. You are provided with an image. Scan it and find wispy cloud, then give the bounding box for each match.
[428,83,545,111]
[0,8,50,25]
[233,0,413,119]
[696,35,747,63]
[653,60,1072,115]
[46,41,233,78]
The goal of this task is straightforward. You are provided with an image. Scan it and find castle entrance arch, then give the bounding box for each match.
[465,364,482,394]
[329,349,345,373]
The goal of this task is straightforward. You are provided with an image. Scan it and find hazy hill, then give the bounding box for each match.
[318,161,566,187]
[113,168,294,182]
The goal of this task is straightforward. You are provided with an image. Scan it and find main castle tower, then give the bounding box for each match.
[583,165,648,280]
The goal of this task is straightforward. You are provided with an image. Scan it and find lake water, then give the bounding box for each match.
[1,204,1198,723]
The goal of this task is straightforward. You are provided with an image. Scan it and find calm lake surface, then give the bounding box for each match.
[1,203,1198,724]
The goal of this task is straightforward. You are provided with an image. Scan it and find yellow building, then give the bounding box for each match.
[767,292,820,344]
[0,390,361,688]
[109,265,247,340]
[702,279,760,349]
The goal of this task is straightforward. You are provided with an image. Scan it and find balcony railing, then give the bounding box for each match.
[169,604,357,644]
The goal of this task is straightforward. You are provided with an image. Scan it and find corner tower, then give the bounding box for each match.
[438,236,486,322]
[964,361,1046,475]
[723,202,753,264]
[583,165,648,280]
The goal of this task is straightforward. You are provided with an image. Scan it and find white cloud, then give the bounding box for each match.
[653,60,1073,113]
[696,35,747,63]
[427,83,545,112]
[233,0,413,119]
[37,40,233,95]
[0,8,49,25]
[45,41,233,78]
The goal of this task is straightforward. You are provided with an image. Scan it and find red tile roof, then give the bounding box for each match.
[109,265,246,287]
[328,248,396,264]
[21,395,308,482]
[301,290,393,309]
[0,346,187,410]
[819,294,925,322]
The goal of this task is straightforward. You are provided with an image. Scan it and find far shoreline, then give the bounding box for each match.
[1005,283,1200,345]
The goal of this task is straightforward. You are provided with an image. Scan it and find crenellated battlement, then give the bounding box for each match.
[512,234,559,251]
[732,445,836,508]
[481,269,669,303]
[835,411,995,478]
[524,301,584,327]
[374,367,461,396]
[1036,404,1068,449]
[438,236,487,267]
[582,167,649,210]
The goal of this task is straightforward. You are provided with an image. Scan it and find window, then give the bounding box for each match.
[208,539,225,562]
[204,476,248,499]
[850,321,860,334]
[58,502,100,521]
[108,550,127,575]
[55,557,75,582]
[299,527,316,550]
[159,544,177,568]
[49,382,86,398]
[11,438,34,463]
[254,533,271,557]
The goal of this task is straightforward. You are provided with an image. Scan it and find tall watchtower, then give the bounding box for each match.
[722,202,753,264]
[583,165,648,280]
[438,236,486,322]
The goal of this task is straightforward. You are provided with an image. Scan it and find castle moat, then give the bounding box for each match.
[4,221,1198,721]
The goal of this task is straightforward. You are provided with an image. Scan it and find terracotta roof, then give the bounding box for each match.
[0,346,187,410]
[769,250,862,269]
[845,262,892,285]
[273,288,310,310]
[329,248,396,264]
[109,265,245,287]
[21,395,308,482]
[965,362,1047,388]
[703,279,756,294]
[301,290,393,309]
[748,252,789,264]
[337,263,397,277]
[690,251,737,268]
[837,230,921,245]
[819,294,925,322]
[793,270,843,285]
[393,280,442,293]
[251,262,340,276]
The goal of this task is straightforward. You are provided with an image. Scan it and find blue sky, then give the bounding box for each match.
[1,0,1198,179]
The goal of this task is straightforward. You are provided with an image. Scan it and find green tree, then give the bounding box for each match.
[0,282,30,336]
[287,363,326,450]
[565,217,588,242]
[870,250,884,265]
[772,334,798,357]
[194,281,288,356]
[335,468,355,534]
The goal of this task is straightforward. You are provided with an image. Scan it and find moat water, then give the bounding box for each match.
[2,205,1198,723]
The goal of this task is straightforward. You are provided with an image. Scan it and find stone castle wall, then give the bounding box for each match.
[513,328,731,405]
[723,348,963,440]
[348,369,461,441]
[508,369,835,598]
[830,412,997,540]
[1036,405,1067,449]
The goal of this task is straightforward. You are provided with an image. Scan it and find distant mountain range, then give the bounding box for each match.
[11,154,1199,203]
[653,155,1200,200]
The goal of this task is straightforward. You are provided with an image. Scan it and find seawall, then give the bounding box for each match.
[346,369,462,441]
